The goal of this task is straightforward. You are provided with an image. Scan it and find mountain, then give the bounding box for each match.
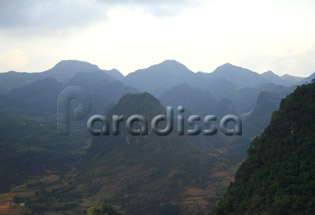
[212,80,315,215]
[243,91,282,138]
[0,70,137,116]
[281,74,304,84]
[0,71,41,94]
[261,70,293,86]
[1,78,65,115]
[42,60,101,82]
[17,92,240,215]
[159,84,249,158]
[226,83,295,114]
[159,83,218,114]
[77,92,218,214]
[67,71,138,114]
[0,60,124,95]
[0,59,308,215]
[124,60,207,96]
[103,68,124,80]
[207,63,268,88]
[299,72,315,85]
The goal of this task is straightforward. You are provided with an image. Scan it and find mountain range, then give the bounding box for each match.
[0,59,314,215]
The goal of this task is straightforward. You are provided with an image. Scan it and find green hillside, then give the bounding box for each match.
[212,81,315,215]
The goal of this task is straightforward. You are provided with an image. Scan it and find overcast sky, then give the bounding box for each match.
[0,0,314,77]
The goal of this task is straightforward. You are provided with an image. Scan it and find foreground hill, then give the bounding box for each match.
[212,81,315,215]
[78,92,230,214]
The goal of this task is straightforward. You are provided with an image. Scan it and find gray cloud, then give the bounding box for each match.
[0,0,105,29]
[0,0,198,30]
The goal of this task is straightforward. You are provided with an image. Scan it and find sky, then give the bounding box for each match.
[0,0,315,77]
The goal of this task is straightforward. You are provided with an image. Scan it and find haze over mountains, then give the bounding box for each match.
[0,59,311,117]
[0,59,314,214]
[0,59,310,96]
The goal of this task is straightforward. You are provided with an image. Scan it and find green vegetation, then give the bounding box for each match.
[87,202,120,215]
[212,81,315,215]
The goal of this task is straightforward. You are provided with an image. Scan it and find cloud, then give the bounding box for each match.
[0,0,198,31]
[0,0,105,30]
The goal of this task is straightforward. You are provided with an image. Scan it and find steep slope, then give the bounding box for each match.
[212,81,315,215]
[243,91,282,138]
[261,71,293,86]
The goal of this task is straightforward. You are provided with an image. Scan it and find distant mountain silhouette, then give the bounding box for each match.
[1,70,136,116]
[281,74,304,84]
[124,60,208,96]
[42,60,101,82]
[207,63,268,87]
[67,71,137,114]
[0,60,124,95]
[261,70,293,86]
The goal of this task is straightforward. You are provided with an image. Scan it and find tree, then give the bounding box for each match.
[87,201,121,215]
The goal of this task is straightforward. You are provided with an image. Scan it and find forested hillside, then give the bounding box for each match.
[212,80,315,215]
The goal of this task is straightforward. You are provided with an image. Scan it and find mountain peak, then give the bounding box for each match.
[152,59,191,72]
[43,60,101,82]
[214,63,254,74]
[210,63,267,87]
[124,60,195,96]
[53,60,100,71]
[220,62,234,67]
[161,59,180,64]
[262,70,275,75]
[110,92,165,117]
[261,70,296,87]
